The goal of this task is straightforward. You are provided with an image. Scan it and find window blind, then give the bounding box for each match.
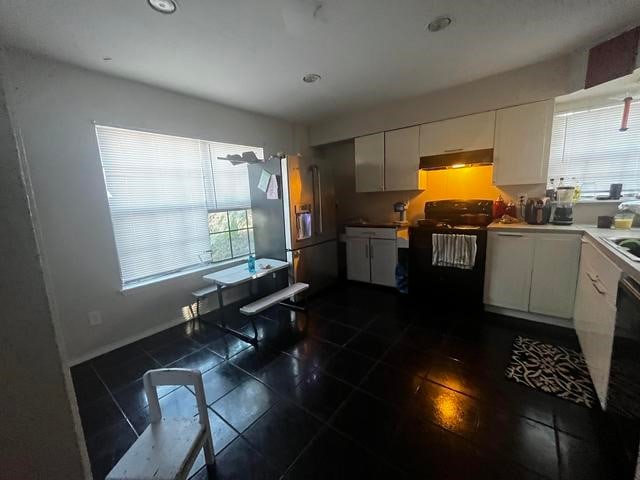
[206,142,259,211]
[95,125,262,287]
[548,102,640,196]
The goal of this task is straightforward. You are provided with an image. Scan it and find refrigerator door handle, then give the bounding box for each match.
[310,165,323,235]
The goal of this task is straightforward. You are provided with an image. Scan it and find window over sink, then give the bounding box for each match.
[548,101,640,198]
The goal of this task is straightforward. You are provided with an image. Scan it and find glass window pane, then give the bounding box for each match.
[210,233,232,262]
[228,210,248,230]
[208,212,229,233]
[248,228,255,253]
[247,209,253,228]
[230,229,250,257]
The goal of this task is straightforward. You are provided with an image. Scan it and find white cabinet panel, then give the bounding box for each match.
[354,133,384,192]
[573,238,621,408]
[370,238,397,287]
[493,100,554,185]
[579,239,620,306]
[419,111,495,157]
[384,126,424,191]
[484,232,535,311]
[529,234,581,318]
[346,237,370,283]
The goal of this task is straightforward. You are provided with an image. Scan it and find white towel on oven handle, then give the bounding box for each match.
[431,233,477,270]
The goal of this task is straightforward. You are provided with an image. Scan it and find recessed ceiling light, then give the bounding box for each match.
[148,0,177,14]
[302,73,321,84]
[427,16,452,32]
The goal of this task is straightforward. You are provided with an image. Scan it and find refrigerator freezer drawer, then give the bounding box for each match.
[288,241,338,296]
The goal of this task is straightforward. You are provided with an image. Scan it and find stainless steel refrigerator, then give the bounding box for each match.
[281,154,338,295]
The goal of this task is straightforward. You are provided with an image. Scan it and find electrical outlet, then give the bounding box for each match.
[88,310,102,326]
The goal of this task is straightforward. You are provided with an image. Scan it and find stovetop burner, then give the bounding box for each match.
[416,220,483,230]
[416,199,494,229]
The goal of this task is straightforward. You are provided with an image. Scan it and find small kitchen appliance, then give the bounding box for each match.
[552,186,575,225]
[393,201,409,225]
[524,197,552,225]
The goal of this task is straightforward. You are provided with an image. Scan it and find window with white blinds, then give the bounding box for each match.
[95,125,262,287]
[548,102,640,197]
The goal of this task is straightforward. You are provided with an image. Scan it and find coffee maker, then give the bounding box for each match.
[552,186,575,225]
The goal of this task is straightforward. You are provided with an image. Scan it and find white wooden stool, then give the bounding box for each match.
[106,368,215,480]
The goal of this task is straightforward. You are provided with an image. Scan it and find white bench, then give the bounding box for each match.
[239,282,309,316]
[190,284,218,319]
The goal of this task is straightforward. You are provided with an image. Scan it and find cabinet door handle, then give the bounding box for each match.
[365,243,369,259]
[444,148,464,153]
[497,233,523,237]
[370,243,374,259]
[586,271,599,282]
[591,280,606,295]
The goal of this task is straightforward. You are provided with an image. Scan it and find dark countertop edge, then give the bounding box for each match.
[344,223,405,229]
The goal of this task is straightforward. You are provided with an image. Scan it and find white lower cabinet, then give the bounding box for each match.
[573,238,621,408]
[370,238,397,287]
[484,232,535,311]
[345,229,397,287]
[346,237,371,283]
[484,231,581,319]
[529,234,581,318]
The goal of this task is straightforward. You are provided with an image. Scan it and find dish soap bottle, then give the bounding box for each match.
[248,254,256,273]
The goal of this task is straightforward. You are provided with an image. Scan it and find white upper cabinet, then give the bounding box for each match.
[354,133,384,192]
[493,99,554,185]
[384,126,424,191]
[419,111,496,157]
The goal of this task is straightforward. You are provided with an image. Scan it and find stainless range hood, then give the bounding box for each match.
[419,148,494,171]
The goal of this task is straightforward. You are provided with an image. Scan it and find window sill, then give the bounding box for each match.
[120,257,248,295]
[575,198,633,205]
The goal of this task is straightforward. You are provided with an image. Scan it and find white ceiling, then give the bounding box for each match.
[1,0,640,122]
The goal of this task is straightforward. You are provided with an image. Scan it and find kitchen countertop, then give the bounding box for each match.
[488,222,640,280]
[341,224,409,248]
[345,222,407,229]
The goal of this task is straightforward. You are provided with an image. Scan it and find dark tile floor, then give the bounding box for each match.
[71,282,617,479]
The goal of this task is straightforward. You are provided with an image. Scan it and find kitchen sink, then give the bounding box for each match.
[602,237,640,262]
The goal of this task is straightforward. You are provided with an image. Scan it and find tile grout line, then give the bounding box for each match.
[278,320,411,479]
[89,363,141,439]
[553,411,563,480]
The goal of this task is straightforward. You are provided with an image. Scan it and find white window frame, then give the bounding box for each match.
[548,101,640,199]
[95,124,263,290]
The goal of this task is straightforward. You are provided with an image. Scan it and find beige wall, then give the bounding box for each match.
[321,139,617,228]
[310,54,584,146]
[2,49,295,364]
[0,61,89,479]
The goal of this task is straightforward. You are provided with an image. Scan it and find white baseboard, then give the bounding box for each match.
[484,305,573,329]
[67,315,190,367]
[67,282,254,367]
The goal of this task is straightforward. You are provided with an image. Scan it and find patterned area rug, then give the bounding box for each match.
[505,336,596,408]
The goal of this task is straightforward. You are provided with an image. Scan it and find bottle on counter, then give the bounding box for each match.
[519,195,527,219]
[492,195,506,220]
[505,201,517,218]
[546,178,556,200]
[571,177,582,202]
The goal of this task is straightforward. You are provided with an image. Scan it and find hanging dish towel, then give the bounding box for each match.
[432,234,477,270]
